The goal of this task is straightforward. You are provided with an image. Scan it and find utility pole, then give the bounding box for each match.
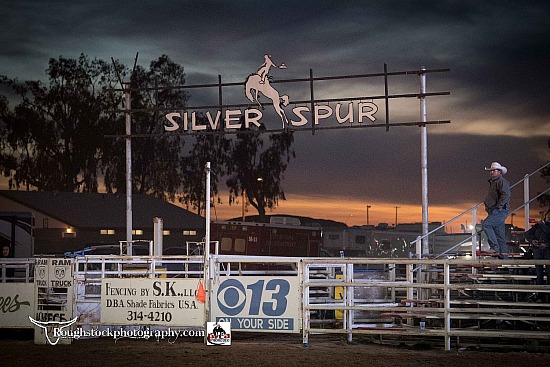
[124,82,133,255]
[420,66,429,256]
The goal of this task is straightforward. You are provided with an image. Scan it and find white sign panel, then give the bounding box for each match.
[0,283,34,328]
[100,278,204,326]
[33,258,74,345]
[34,258,74,323]
[212,276,300,333]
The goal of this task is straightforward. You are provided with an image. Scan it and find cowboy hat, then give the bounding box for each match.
[485,162,507,175]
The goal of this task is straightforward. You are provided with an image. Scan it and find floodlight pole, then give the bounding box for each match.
[125,83,133,253]
[524,174,530,231]
[205,162,211,251]
[420,67,429,257]
[366,205,371,226]
[204,162,212,327]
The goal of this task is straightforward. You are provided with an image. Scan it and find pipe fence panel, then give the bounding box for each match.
[301,257,550,350]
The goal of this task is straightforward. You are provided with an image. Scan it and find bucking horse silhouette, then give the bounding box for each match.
[245,55,289,128]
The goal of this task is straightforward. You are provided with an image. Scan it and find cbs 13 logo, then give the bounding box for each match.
[217,279,290,316]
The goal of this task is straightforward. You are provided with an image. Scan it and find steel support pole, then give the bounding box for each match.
[124,83,133,254]
[524,174,530,230]
[206,162,211,251]
[420,67,429,256]
[205,162,211,326]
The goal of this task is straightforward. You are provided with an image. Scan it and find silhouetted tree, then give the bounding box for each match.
[179,128,231,216]
[226,127,295,219]
[101,55,189,202]
[0,55,116,192]
[1,54,296,217]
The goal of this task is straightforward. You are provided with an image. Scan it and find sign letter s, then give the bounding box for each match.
[165,113,180,131]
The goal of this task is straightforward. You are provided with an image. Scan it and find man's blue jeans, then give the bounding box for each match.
[482,209,509,255]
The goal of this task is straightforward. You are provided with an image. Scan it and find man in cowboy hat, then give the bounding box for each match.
[482,162,511,257]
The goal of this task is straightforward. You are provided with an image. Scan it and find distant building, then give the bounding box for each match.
[0,191,204,256]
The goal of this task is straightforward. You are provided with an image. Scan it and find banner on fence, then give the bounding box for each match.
[0,283,34,328]
[100,278,204,326]
[212,276,300,333]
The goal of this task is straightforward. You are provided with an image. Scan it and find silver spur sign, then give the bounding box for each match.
[163,55,379,133]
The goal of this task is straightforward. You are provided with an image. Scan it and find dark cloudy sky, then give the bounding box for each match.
[1,0,549,227]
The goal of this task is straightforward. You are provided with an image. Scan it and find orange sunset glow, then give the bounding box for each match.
[206,193,533,232]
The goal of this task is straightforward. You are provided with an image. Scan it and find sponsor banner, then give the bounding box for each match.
[35,258,73,288]
[100,278,204,326]
[212,276,300,333]
[0,283,34,328]
[33,258,74,345]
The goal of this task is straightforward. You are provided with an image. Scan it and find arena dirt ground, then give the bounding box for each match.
[2,332,550,367]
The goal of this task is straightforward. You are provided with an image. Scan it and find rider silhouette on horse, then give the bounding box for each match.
[257,54,276,84]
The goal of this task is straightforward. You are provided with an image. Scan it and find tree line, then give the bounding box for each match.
[0,54,295,218]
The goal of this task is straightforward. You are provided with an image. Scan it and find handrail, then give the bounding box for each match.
[411,161,550,255]
[413,203,482,244]
[511,186,550,214]
[510,161,550,189]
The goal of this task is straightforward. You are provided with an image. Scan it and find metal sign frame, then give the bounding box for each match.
[108,63,450,137]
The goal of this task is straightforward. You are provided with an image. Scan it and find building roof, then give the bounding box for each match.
[235,214,348,228]
[0,190,204,229]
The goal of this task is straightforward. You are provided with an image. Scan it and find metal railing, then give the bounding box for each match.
[301,257,550,350]
[0,258,34,283]
[4,252,550,351]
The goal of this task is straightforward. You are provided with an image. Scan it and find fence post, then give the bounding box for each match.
[444,261,451,351]
[301,261,310,347]
[346,262,353,343]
